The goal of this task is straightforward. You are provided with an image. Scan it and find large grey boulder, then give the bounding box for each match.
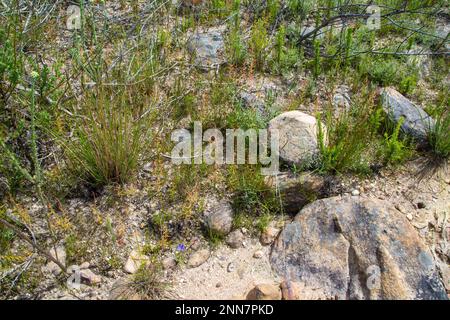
[187,29,225,70]
[381,88,435,144]
[268,111,325,167]
[270,196,448,300]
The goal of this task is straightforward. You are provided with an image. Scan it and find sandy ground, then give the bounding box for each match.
[171,238,281,300]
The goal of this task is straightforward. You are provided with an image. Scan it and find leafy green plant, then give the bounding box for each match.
[381,117,412,164]
[0,27,23,102]
[266,0,280,24]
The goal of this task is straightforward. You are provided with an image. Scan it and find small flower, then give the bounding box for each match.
[30,71,39,79]
[176,244,186,252]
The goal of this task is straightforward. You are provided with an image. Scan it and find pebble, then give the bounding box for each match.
[227,262,236,273]
[351,189,360,196]
[187,249,210,268]
[253,250,264,259]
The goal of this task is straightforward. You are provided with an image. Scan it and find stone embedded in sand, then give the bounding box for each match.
[270,196,448,300]
[226,230,245,249]
[187,249,210,268]
[280,281,302,300]
[42,245,66,276]
[204,199,233,236]
[246,284,282,300]
[268,111,326,167]
[124,250,150,274]
[260,225,280,246]
[264,172,329,215]
[162,257,177,270]
[253,250,264,259]
[79,269,101,285]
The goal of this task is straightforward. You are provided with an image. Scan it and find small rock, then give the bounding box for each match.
[239,91,266,116]
[142,162,152,173]
[124,250,150,274]
[406,213,414,221]
[205,199,233,236]
[253,250,264,259]
[67,264,79,273]
[227,262,236,273]
[246,284,282,300]
[381,87,435,144]
[162,257,177,270]
[260,226,280,246]
[268,111,326,167]
[187,249,210,268]
[80,269,101,285]
[351,189,360,196]
[280,281,301,300]
[80,262,90,270]
[395,204,406,214]
[190,236,202,251]
[439,263,450,292]
[216,282,222,288]
[187,29,225,70]
[332,85,351,115]
[264,172,328,215]
[42,245,66,276]
[237,267,245,280]
[226,230,245,249]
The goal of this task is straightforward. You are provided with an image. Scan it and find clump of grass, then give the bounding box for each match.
[427,109,450,160]
[131,264,169,299]
[64,88,151,188]
[112,264,169,300]
[227,165,279,219]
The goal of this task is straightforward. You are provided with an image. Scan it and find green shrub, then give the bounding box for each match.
[317,98,380,175]
[381,117,413,165]
[250,19,269,71]
[227,29,247,66]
